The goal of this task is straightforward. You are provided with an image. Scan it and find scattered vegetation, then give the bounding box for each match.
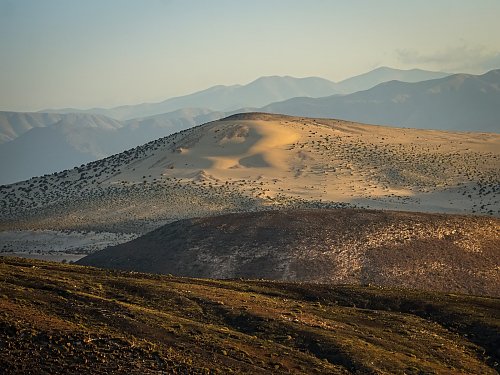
[78,208,500,298]
[1,257,499,374]
[1,114,498,235]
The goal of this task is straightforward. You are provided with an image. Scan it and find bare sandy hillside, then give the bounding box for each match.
[78,209,500,297]
[1,113,499,234]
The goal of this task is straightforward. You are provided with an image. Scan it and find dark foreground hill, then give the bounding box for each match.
[78,209,500,297]
[1,257,499,374]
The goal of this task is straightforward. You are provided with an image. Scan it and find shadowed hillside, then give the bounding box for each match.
[78,209,500,297]
[1,257,499,374]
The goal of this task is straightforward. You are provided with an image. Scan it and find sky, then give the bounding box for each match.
[1,0,499,111]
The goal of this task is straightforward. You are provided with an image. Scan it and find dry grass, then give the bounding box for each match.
[1,257,499,374]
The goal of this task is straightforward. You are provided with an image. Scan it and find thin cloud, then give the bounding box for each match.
[396,44,500,73]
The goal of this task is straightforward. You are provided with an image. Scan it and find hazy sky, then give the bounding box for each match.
[1,0,499,111]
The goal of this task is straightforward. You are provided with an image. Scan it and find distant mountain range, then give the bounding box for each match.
[333,66,450,95]
[41,76,339,120]
[3,67,500,185]
[0,112,122,144]
[0,109,224,184]
[262,70,500,132]
[41,67,450,121]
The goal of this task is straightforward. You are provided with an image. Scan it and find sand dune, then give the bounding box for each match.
[174,120,299,170]
[1,113,499,236]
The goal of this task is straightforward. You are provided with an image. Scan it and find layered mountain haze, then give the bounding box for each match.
[0,108,225,184]
[0,112,122,144]
[1,113,498,240]
[42,76,340,120]
[262,70,500,132]
[333,66,450,94]
[42,68,449,121]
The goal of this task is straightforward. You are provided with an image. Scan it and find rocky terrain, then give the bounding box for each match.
[78,208,500,297]
[1,113,498,239]
[1,257,499,374]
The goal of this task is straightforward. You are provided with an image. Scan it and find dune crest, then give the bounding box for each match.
[165,120,300,171]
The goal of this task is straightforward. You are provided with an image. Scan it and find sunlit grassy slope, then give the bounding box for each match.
[0,257,499,374]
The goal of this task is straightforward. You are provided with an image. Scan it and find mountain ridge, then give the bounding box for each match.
[261,69,500,132]
[334,66,449,94]
[39,67,450,120]
[40,75,340,120]
[0,111,122,144]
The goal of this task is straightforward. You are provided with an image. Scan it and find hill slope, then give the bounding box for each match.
[0,108,224,185]
[1,113,499,235]
[78,208,500,297]
[1,257,498,374]
[262,70,500,132]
